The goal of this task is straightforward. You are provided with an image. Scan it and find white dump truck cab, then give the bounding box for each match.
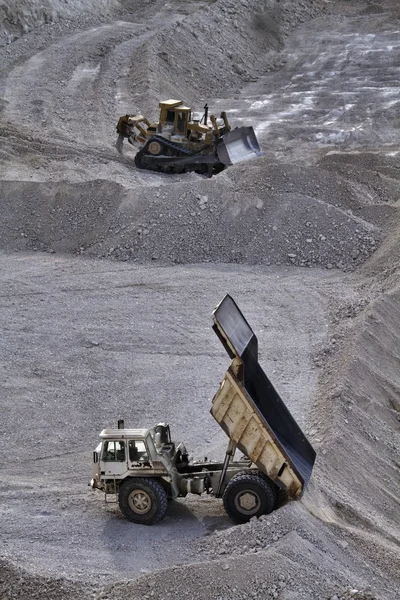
[91,422,189,492]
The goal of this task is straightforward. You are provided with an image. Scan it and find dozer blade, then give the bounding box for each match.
[211,295,316,495]
[217,126,262,166]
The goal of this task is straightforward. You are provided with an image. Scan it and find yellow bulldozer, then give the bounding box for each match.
[116,99,262,177]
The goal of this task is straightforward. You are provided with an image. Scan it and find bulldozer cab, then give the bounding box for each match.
[159,99,191,135]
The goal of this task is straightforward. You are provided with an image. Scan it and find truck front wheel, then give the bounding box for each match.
[222,474,276,524]
[118,478,168,525]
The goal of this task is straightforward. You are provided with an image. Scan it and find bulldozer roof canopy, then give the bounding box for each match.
[159,99,183,109]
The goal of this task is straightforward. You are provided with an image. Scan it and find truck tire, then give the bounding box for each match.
[222,473,276,524]
[118,478,168,525]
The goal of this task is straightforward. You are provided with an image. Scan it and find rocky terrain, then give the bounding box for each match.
[0,0,399,599]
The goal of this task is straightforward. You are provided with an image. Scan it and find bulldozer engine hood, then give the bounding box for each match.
[212,295,316,489]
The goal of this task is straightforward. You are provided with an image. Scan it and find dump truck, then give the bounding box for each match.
[116,99,262,177]
[90,295,316,525]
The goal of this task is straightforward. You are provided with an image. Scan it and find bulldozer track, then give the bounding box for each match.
[135,135,220,176]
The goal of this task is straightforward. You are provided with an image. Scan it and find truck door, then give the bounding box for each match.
[128,440,152,469]
[101,440,128,476]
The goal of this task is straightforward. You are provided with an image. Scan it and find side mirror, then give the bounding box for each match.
[93,451,99,464]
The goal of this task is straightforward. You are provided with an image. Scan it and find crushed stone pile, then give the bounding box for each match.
[92,500,389,600]
[310,288,400,568]
[0,560,93,600]
[3,153,398,272]
[0,0,117,46]
[121,0,326,116]
[0,554,380,600]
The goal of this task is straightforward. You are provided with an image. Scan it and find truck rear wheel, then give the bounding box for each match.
[222,473,276,524]
[118,478,168,525]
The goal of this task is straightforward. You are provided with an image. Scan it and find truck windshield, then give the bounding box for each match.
[102,441,125,462]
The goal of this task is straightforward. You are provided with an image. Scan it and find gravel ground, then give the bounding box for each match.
[1,254,352,584]
[1,0,399,598]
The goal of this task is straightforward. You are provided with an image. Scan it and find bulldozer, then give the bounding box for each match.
[116,99,262,177]
[90,295,316,525]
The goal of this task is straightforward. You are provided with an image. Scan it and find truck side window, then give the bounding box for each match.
[102,441,125,462]
[166,110,175,123]
[129,440,149,463]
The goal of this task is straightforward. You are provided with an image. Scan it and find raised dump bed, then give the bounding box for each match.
[211,294,316,499]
